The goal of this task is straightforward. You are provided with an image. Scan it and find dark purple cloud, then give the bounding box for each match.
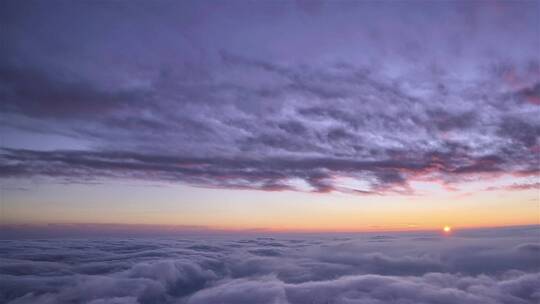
[1,0,539,194]
[1,226,539,303]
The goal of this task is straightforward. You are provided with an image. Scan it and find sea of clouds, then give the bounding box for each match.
[1,226,539,304]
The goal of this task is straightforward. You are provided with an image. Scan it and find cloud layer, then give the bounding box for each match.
[1,226,539,303]
[1,1,539,194]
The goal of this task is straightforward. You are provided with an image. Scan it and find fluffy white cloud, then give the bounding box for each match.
[1,226,539,303]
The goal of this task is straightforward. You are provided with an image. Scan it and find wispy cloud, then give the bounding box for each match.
[1,1,539,194]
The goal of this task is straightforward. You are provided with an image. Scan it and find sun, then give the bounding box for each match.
[443,226,451,233]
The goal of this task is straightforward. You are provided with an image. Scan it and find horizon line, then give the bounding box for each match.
[1,222,538,238]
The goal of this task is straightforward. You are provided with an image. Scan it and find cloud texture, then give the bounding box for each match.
[1,226,539,303]
[1,0,539,194]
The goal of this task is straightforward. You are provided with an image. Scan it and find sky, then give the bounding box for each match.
[1,0,539,232]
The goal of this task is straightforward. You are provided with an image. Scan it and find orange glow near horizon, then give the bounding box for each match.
[1,178,538,233]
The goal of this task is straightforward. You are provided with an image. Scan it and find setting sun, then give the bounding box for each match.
[443,226,452,233]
